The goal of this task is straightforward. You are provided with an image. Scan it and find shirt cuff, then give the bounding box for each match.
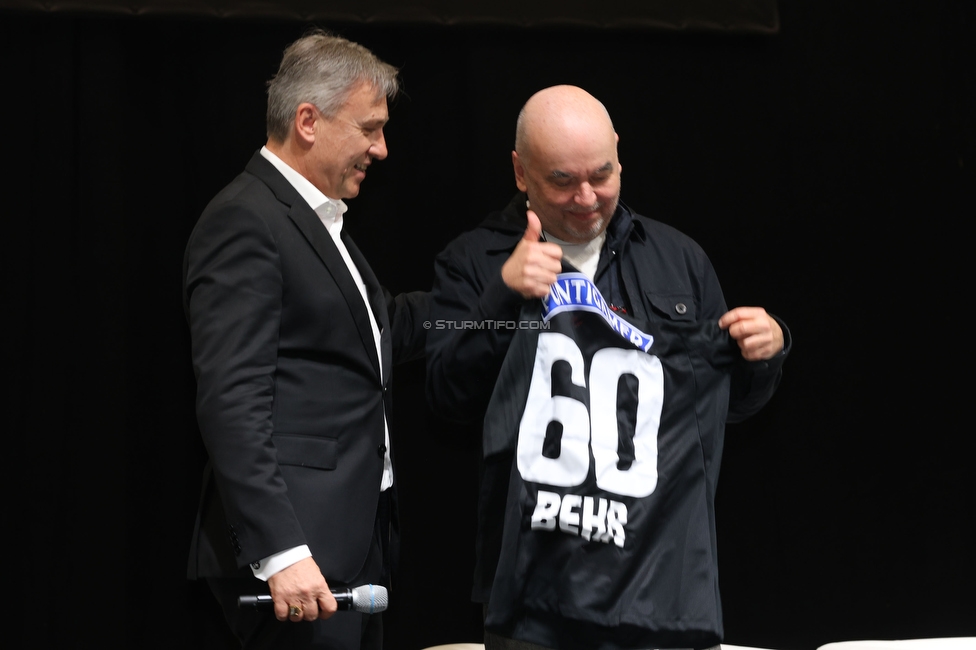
[249,545,312,581]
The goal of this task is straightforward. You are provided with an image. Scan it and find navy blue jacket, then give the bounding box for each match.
[426,192,790,612]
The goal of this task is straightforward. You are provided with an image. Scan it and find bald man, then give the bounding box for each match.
[425,86,790,650]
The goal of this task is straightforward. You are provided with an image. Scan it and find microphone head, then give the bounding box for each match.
[350,584,388,614]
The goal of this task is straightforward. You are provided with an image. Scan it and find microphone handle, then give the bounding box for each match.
[238,590,355,610]
[334,589,355,610]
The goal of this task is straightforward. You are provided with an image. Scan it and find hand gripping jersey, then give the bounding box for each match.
[483,273,739,650]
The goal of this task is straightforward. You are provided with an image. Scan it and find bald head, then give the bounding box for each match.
[512,85,622,244]
[515,85,615,164]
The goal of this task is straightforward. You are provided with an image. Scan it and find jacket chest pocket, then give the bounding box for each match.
[644,292,697,322]
[274,433,338,471]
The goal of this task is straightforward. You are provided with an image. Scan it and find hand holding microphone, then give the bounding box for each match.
[239,584,389,615]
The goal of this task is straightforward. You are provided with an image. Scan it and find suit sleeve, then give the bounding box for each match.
[386,289,431,365]
[184,203,306,568]
[425,242,526,424]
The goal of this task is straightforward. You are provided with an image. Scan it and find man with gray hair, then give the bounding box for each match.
[184,30,427,649]
[427,85,790,649]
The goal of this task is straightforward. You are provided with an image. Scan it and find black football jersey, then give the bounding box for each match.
[483,273,739,650]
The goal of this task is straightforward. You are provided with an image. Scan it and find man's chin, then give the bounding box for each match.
[564,215,611,243]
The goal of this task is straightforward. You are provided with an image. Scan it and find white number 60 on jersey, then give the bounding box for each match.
[517,331,665,499]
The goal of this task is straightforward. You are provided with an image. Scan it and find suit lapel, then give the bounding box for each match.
[245,151,382,380]
[342,231,392,385]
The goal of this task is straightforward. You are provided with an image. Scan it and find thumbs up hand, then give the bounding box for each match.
[501,210,563,299]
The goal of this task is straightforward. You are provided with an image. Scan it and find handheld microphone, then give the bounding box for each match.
[238,584,388,614]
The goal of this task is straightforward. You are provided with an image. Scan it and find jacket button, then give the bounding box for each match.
[675,303,687,315]
[377,444,387,458]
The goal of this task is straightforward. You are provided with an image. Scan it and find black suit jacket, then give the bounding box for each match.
[184,150,427,586]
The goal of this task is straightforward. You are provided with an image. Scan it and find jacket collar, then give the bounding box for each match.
[480,191,646,252]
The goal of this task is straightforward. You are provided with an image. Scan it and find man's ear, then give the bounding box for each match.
[294,103,318,145]
[512,150,528,192]
[614,132,622,175]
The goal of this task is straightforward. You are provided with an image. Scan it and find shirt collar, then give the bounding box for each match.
[260,146,348,233]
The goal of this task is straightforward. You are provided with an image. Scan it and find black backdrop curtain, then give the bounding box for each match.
[2,2,973,649]
[1,0,780,31]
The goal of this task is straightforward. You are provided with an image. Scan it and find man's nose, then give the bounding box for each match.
[370,130,388,160]
[575,183,596,206]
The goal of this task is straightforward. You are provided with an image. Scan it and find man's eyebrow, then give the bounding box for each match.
[549,162,614,179]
